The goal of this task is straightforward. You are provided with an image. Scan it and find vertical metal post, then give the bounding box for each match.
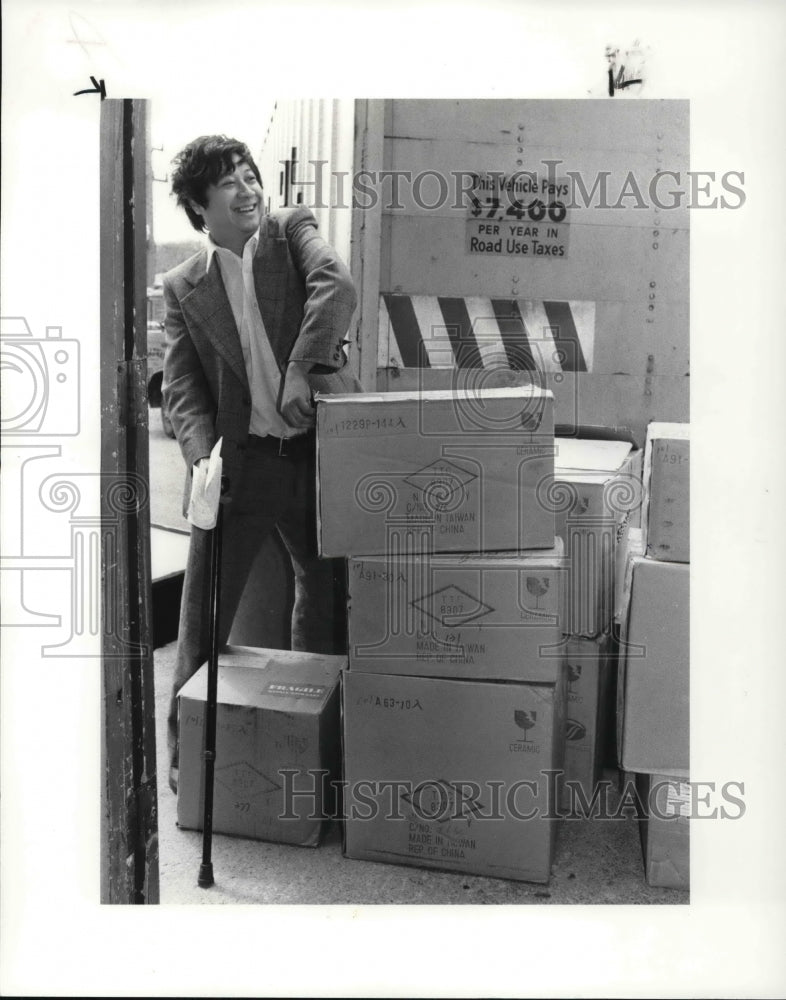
[99,98,159,904]
[350,99,384,391]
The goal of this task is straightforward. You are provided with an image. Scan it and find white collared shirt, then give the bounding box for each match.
[207,231,302,439]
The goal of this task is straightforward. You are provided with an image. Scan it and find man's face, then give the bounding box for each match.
[191,154,263,249]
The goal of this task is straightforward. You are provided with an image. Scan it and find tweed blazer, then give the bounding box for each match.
[161,206,358,510]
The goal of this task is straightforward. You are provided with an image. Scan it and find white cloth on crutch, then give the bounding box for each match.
[187,437,223,530]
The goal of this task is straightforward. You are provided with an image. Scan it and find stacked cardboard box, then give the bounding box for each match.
[317,386,566,883]
[177,646,345,846]
[635,772,690,890]
[563,634,614,794]
[345,548,565,682]
[617,422,690,889]
[341,670,566,883]
[641,422,689,563]
[553,437,642,637]
[316,386,556,555]
[551,437,643,796]
[617,557,689,775]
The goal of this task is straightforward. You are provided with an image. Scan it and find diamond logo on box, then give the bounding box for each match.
[566,719,587,741]
[403,459,478,512]
[411,584,494,627]
[215,761,282,798]
[402,778,487,825]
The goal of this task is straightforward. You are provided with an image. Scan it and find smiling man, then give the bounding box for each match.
[162,135,359,793]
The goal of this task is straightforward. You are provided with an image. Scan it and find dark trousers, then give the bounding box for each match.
[167,432,343,767]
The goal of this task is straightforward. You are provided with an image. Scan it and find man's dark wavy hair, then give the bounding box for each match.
[170,135,263,233]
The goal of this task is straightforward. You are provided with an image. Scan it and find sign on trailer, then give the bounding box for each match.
[467,172,571,258]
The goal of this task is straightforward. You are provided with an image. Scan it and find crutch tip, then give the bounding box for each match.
[197,863,215,888]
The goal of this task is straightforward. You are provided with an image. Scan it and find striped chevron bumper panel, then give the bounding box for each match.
[379,294,595,373]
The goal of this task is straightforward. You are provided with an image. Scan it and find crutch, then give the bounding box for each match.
[197,474,229,889]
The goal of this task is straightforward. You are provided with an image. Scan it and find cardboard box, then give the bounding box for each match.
[617,558,689,774]
[553,437,643,637]
[177,646,345,846]
[636,772,690,890]
[564,635,613,795]
[613,525,645,627]
[342,670,565,883]
[643,422,689,563]
[315,386,555,557]
[346,544,565,682]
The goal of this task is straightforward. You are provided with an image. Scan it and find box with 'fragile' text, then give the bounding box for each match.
[347,545,565,682]
[316,387,555,557]
[177,646,345,846]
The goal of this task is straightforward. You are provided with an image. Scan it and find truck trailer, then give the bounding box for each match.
[258,98,689,446]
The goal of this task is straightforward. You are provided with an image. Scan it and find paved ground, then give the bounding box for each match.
[153,639,687,905]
